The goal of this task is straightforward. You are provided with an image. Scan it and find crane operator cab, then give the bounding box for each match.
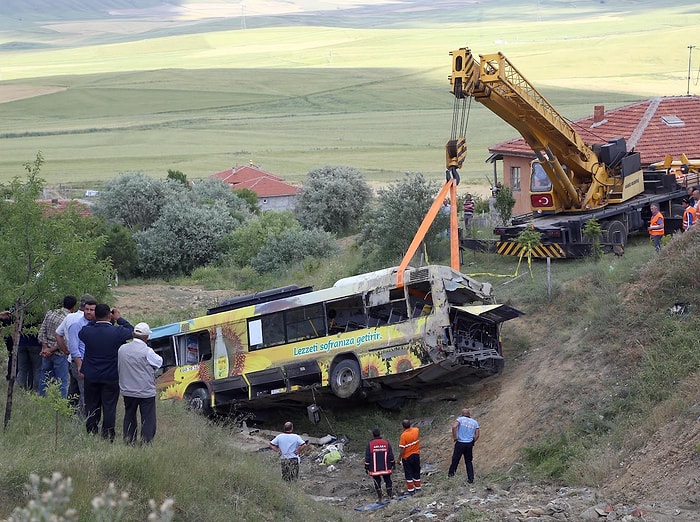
[531,162,552,192]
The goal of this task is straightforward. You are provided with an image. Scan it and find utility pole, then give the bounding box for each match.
[687,45,696,96]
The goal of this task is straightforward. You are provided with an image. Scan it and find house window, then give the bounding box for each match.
[510,166,521,191]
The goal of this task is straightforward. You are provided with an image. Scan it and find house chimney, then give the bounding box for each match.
[593,105,605,123]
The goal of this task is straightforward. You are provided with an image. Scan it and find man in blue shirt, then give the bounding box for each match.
[448,408,480,484]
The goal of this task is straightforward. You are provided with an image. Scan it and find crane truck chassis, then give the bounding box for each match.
[446,47,694,258]
[463,168,689,258]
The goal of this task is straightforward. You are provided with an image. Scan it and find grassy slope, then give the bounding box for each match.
[0,1,698,184]
[1,233,698,520]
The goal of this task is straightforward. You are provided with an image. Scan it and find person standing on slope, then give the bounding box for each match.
[448,408,480,484]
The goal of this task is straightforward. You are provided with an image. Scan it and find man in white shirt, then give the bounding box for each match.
[55,294,96,415]
[269,421,307,481]
[118,322,163,445]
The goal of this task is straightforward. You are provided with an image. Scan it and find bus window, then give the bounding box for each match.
[249,312,285,350]
[175,331,212,364]
[407,280,433,318]
[367,286,408,326]
[151,336,176,369]
[325,294,367,333]
[196,331,212,361]
[286,304,325,343]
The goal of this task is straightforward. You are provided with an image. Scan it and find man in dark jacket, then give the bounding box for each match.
[365,428,395,502]
[78,303,133,441]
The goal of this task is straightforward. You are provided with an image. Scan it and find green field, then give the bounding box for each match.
[0,0,698,186]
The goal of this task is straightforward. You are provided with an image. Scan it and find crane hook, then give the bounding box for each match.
[445,166,461,185]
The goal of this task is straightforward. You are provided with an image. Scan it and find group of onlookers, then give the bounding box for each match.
[4,293,162,444]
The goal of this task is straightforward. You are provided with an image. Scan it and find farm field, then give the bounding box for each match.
[0,0,698,187]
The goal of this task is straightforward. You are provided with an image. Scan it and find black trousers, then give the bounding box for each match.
[84,379,119,441]
[372,473,393,492]
[448,441,475,482]
[402,453,421,483]
[123,395,157,444]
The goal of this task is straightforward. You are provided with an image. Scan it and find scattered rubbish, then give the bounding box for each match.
[318,434,337,445]
[669,302,690,316]
[322,447,342,465]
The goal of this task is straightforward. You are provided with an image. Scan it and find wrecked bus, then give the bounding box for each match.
[149,264,522,414]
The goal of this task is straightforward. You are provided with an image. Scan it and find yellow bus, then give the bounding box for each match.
[149,264,522,414]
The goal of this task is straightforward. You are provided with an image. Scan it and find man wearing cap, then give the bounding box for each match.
[118,322,163,445]
[79,303,134,441]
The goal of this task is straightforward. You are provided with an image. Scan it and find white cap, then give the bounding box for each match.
[133,322,152,339]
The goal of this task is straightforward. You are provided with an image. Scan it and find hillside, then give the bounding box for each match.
[110,232,700,520]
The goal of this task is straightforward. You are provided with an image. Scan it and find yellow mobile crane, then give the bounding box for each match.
[448,48,690,258]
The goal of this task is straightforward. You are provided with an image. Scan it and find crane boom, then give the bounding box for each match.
[447,48,645,214]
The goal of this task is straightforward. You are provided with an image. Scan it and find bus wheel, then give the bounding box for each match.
[330,359,361,399]
[187,387,213,416]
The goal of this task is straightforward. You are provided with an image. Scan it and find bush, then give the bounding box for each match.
[359,172,446,268]
[220,211,299,267]
[252,228,339,273]
[295,165,372,234]
[135,202,237,277]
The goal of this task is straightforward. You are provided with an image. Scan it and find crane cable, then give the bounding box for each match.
[451,93,472,143]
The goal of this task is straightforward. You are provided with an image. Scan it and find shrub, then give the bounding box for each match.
[295,165,372,234]
[252,228,339,273]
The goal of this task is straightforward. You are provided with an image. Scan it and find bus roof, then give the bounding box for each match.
[206,285,313,315]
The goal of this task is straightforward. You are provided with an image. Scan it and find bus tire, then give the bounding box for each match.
[186,387,213,416]
[330,359,361,399]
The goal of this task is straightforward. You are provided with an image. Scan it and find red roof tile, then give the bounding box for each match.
[490,96,700,165]
[232,176,299,197]
[212,164,284,184]
[210,164,298,197]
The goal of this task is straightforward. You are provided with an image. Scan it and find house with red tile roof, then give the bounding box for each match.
[211,164,299,212]
[489,96,700,215]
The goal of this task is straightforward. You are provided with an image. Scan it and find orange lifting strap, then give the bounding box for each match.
[396,179,460,288]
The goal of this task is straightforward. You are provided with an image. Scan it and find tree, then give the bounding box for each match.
[91,172,179,231]
[252,228,339,273]
[220,211,299,267]
[232,187,261,215]
[94,175,252,279]
[359,172,447,267]
[189,178,250,218]
[167,169,188,185]
[295,165,372,234]
[494,186,516,226]
[97,223,139,280]
[0,153,114,428]
[135,201,238,277]
[582,218,603,261]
